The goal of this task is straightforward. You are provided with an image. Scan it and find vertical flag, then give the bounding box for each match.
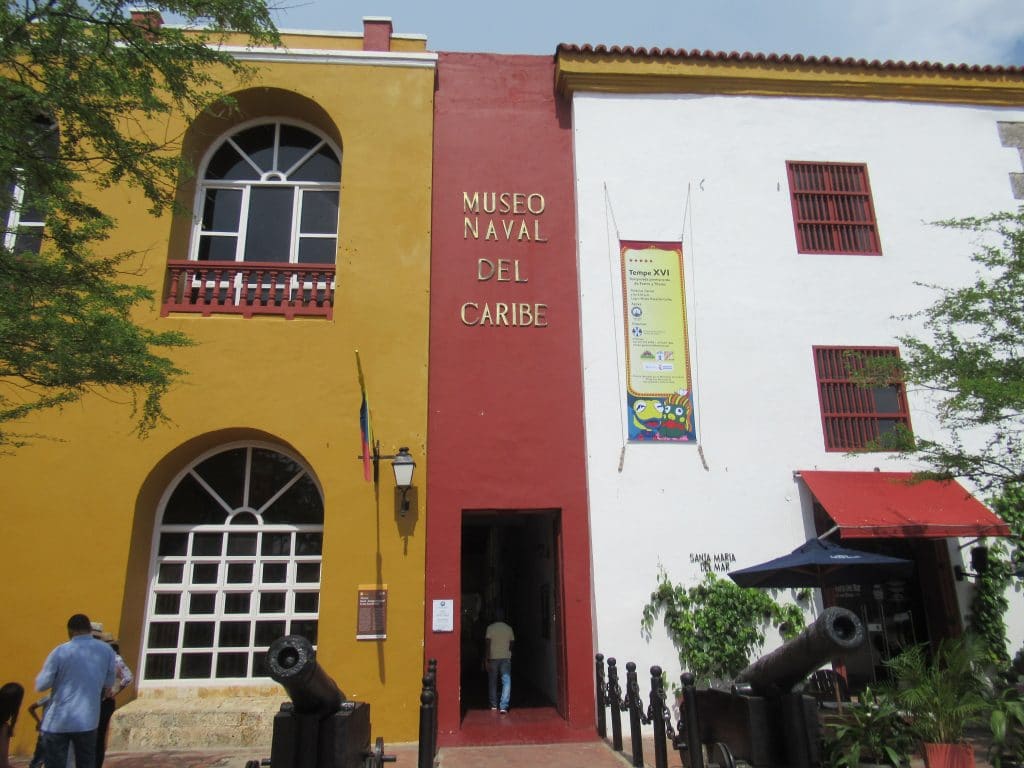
[355,350,374,482]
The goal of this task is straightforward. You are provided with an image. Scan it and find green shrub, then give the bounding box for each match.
[640,568,805,685]
[824,687,914,768]
[885,637,990,745]
[989,684,1024,768]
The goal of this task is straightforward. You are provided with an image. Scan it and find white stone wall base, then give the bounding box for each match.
[108,687,282,751]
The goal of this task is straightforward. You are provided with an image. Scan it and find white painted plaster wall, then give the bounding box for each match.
[572,92,1024,685]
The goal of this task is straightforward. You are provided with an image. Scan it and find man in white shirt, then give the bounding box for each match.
[35,614,116,768]
[484,608,514,714]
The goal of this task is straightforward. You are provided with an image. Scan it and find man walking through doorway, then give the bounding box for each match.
[35,613,116,768]
[484,608,514,714]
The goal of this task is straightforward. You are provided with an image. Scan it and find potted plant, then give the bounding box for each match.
[824,686,914,768]
[885,637,991,768]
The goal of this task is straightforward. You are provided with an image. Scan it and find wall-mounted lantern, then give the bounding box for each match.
[955,544,989,581]
[356,442,418,516]
[391,447,416,515]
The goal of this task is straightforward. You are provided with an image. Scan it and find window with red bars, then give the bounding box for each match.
[787,162,881,255]
[813,346,911,452]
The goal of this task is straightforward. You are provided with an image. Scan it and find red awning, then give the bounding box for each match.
[799,470,1010,539]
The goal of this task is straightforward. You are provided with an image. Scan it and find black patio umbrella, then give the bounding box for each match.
[728,537,914,589]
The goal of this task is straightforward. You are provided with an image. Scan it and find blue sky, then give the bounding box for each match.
[257,0,1024,66]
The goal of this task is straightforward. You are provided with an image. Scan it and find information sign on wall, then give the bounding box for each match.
[432,599,455,632]
[356,585,388,640]
[620,240,696,442]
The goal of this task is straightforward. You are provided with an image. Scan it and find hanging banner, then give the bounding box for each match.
[620,240,696,442]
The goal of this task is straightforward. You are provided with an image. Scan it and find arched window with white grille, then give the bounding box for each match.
[143,443,323,683]
[193,120,340,265]
[161,119,341,318]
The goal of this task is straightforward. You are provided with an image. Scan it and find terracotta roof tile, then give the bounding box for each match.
[555,43,1024,75]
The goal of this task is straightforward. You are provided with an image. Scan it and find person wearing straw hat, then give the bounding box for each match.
[92,627,133,768]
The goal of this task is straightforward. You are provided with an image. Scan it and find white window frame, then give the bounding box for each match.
[3,176,45,253]
[141,441,325,688]
[189,119,342,306]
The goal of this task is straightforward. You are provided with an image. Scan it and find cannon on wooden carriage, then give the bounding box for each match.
[677,606,865,768]
[244,635,394,768]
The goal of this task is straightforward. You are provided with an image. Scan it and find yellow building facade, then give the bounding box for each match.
[1,18,434,752]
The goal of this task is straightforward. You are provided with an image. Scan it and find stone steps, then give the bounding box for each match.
[108,687,283,751]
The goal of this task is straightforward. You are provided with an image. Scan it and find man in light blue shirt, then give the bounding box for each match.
[35,613,116,768]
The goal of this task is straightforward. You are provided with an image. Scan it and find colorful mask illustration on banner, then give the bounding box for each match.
[628,391,695,442]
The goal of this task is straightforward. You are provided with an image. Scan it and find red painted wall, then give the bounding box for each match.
[426,53,595,740]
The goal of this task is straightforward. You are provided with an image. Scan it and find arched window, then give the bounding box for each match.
[193,121,340,265]
[143,444,324,683]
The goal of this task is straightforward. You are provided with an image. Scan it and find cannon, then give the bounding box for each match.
[268,632,346,715]
[679,607,865,768]
[245,635,395,768]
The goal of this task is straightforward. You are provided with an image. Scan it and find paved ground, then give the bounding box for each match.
[8,739,639,768]
[9,745,422,768]
[8,735,997,768]
[437,741,632,767]
[10,749,277,768]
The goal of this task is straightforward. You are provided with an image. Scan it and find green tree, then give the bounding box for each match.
[857,209,1024,664]
[968,484,1024,670]
[641,569,805,685]
[863,210,1024,492]
[0,1,279,447]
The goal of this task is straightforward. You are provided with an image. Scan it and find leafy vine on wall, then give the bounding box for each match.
[641,568,806,686]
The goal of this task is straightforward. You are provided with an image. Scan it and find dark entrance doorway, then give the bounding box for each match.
[824,537,959,690]
[813,503,964,690]
[460,509,564,718]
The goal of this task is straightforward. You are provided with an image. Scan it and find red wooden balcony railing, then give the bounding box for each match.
[162,260,335,320]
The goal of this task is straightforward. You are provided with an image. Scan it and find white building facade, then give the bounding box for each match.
[559,49,1024,689]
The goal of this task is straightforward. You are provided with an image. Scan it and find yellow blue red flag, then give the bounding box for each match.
[355,350,374,482]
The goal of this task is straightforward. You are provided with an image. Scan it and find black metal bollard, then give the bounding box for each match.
[650,666,669,768]
[625,662,645,768]
[417,682,436,768]
[427,658,438,758]
[596,653,607,739]
[680,672,705,768]
[607,657,624,752]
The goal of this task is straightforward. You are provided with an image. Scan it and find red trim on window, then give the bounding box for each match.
[812,346,912,451]
[787,162,881,255]
[162,260,334,320]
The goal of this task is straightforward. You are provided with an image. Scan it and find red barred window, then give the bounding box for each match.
[813,346,911,452]
[787,162,881,255]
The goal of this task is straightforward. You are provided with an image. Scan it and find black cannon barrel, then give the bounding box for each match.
[734,606,864,696]
[267,634,346,715]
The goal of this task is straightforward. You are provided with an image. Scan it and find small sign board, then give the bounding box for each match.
[432,598,455,632]
[357,585,388,640]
